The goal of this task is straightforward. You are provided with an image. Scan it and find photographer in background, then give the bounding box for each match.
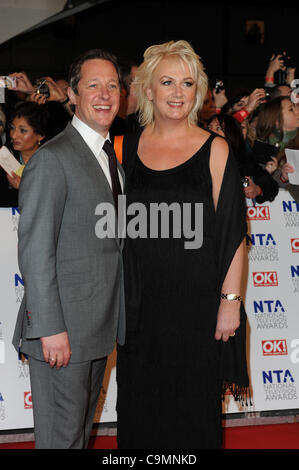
[223,87,266,125]
[208,113,278,204]
[8,72,71,139]
[264,52,296,98]
[213,79,228,113]
[198,80,228,128]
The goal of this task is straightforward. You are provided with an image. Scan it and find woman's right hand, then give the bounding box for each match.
[215,300,240,343]
[266,53,286,77]
[9,72,34,95]
[7,171,21,189]
[246,88,266,113]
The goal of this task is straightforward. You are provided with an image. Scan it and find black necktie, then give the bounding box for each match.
[103,139,122,211]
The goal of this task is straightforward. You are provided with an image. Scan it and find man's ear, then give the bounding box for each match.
[67,86,77,105]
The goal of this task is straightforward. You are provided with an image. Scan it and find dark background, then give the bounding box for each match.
[0,0,298,98]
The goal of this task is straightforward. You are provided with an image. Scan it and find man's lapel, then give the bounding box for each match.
[65,123,123,250]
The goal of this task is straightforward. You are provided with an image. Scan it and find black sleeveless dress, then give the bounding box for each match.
[116,131,248,449]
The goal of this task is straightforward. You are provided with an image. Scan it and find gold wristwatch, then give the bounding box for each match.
[220,293,242,302]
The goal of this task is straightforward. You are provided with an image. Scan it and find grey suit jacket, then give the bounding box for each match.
[12,123,126,362]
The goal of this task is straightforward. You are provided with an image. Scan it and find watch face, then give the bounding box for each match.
[227,294,235,300]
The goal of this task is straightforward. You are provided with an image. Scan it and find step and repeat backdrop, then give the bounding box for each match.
[1,189,299,430]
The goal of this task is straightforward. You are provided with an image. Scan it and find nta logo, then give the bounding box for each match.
[263,369,294,384]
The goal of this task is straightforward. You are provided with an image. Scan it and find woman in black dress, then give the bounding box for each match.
[116,40,249,449]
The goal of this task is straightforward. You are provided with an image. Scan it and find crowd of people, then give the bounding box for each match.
[0,50,298,207]
[1,42,298,450]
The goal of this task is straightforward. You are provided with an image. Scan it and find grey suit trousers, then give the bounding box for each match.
[28,356,107,449]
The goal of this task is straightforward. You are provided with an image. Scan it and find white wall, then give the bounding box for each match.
[0,0,66,45]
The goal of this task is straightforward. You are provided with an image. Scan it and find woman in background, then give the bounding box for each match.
[255,95,298,154]
[6,101,49,190]
[208,113,278,203]
[255,96,299,198]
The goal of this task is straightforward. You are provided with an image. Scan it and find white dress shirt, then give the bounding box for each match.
[71,114,123,191]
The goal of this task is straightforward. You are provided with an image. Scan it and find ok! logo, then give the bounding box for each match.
[291,238,299,253]
[262,339,288,356]
[24,392,32,409]
[246,206,270,220]
[253,271,278,287]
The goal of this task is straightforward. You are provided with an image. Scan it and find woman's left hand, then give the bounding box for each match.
[243,176,262,199]
[215,300,240,342]
[281,162,294,181]
[7,171,21,189]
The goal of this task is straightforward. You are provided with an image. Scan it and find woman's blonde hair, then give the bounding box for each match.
[134,40,208,127]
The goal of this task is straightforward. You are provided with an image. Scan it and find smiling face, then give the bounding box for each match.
[145,57,196,124]
[10,116,43,157]
[68,58,120,136]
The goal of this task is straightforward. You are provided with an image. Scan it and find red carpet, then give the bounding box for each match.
[0,423,298,449]
[223,423,299,449]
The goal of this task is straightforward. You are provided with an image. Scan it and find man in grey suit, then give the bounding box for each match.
[13,49,126,448]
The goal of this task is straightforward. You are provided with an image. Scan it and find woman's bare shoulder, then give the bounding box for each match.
[209,136,230,182]
[210,135,229,161]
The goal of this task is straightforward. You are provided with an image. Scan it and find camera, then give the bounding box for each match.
[261,88,270,102]
[241,177,250,188]
[34,78,50,98]
[278,52,296,69]
[274,52,296,85]
[215,79,224,94]
[0,76,17,89]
